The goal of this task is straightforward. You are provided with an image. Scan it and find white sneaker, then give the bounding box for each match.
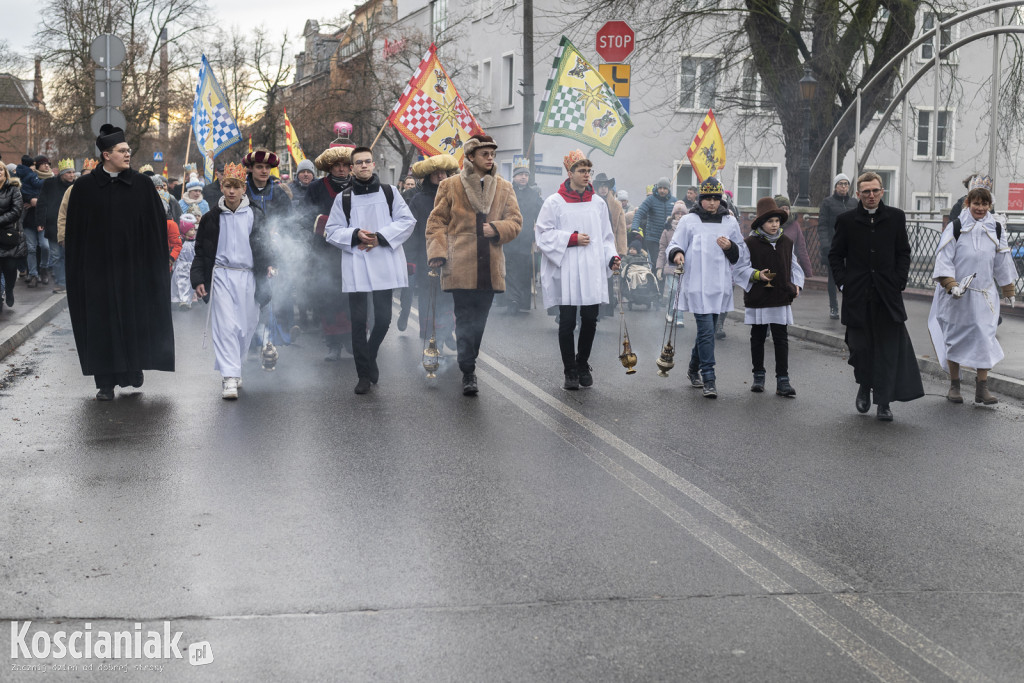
[665,312,673,323]
[221,377,238,400]
[236,376,243,388]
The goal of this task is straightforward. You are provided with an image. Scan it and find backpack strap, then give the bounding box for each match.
[342,185,394,225]
[996,222,1002,241]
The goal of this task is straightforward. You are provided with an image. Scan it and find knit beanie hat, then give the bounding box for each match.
[296,159,316,174]
[616,190,628,201]
[21,155,34,167]
[773,194,792,208]
[656,177,671,190]
[832,173,850,189]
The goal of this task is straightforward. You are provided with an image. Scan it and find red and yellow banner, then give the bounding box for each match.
[283,108,306,165]
[686,109,726,182]
[386,44,484,164]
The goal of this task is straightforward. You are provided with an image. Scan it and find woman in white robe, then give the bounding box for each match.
[534,153,620,389]
[927,188,1017,404]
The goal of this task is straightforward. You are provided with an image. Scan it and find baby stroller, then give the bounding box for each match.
[620,253,660,310]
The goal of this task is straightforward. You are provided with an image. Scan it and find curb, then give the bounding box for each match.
[0,294,68,362]
[725,310,1024,402]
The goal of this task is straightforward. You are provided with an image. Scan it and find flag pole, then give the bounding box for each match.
[183,120,193,167]
[370,120,390,149]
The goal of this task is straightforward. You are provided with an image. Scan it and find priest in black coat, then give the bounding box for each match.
[829,172,923,421]
[65,124,175,400]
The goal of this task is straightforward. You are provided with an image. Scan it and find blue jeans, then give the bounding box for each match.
[24,228,49,278]
[688,313,718,382]
[48,241,66,286]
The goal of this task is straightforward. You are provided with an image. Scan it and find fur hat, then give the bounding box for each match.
[563,149,588,173]
[244,148,280,168]
[463,134,497,158]
[96,123,125,151]
[296,159,316,174]
[178,214,196,234]
[221,162,247,185]
[411,154,459,179]
[593,172,615,188]
[699,177,724,198]
[314,146,352,172]
[750,197,789,231]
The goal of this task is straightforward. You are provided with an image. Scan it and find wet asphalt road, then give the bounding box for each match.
[2,298,1023,682]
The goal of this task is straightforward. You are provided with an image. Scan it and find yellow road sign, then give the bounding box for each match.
[598,63,631,98]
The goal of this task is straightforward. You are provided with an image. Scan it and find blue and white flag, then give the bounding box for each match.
[191,55,241,183]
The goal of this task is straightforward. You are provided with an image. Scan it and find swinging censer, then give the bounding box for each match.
[657,264,685,377]
[615,276,637,374]
[421,268,441,378]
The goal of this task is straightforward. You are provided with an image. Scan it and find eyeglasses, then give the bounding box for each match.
[112,148,131,155]
[352,159,374,166]
[574,169,593,175]
[859,188,883,195]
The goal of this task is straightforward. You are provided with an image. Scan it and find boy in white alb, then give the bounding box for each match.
[535,150,620,389]
[324,146,415,395]
[191,163,275,399]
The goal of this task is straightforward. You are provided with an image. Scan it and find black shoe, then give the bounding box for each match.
[563,370,580,390]
[829,306,839,320]
[462,372,478,396]
[39,269,50,285]
[856,385,871,413]
[96,387,114,401]
[577,360,593,387]
[354,378,372,394]
[131,371,144,388]
[26,275,38,288]
[370,361,379,384]
[876,404,893,421]
[687,369,704,388]
[5,290,13,307]
[751,371,765,393]
[776,375,795,397]
[702,380,718,398]
[397,307,410,331]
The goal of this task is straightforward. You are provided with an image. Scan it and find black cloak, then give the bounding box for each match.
[65,167,175,376]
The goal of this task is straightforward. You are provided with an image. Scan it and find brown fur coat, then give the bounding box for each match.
[425,163,522,291]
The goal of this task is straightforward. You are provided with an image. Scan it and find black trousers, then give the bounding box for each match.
[845,295,924,406]
[452,290,494,374]
[750,323,789,377]
[820,245,838,309]
[504,250,533,311]
[558,304,600,372]
[1,257,18,304]
[349,289,392,380]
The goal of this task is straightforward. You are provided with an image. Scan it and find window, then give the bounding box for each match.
[479,59,492,112]
[678,56,719,110]
[737,166,776,207]
[739,60,763,110]
[431,0,447,38]
[920,12,954,61]
[501,53,515,108]
[915,108,953,159]
[913,193,952,212]
[675,163,696,200]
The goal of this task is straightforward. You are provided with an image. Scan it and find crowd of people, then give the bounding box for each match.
[0,130,1016,420]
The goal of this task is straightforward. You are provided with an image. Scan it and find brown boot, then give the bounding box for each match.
[975,380,998,405]
[946,379,963,403]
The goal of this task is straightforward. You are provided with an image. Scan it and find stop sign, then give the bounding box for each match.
[596,21,635,63]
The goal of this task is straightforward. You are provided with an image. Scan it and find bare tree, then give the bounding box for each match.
[0,39,28,74]
[248,28,293,150]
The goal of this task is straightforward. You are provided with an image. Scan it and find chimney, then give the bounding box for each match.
[33,57,45,110]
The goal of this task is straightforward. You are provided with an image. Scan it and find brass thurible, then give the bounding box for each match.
[658,264,685,377]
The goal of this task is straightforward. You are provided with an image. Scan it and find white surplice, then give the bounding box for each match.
[927,208,1017,370]
[534,191,618,308]
[666,211,749,314]
[211,199,259,378]
[324,185,416,292]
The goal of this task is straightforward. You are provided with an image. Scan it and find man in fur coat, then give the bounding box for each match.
[426,134,523,396]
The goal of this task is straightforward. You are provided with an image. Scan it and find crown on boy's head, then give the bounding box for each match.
[221,162,247,183]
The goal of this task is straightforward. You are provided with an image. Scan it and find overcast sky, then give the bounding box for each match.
[0,1,352,76]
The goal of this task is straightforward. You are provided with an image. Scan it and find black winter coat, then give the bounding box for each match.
[510,183,543,255]
[828,201,911,328]
[37,176,74,241]
[191,201,273,307]
[0,182,26,258]
[407,180,440,270]
[817,191,856,252]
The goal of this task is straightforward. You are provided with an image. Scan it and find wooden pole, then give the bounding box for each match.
[370,120,390,149]
[183,120,193,168]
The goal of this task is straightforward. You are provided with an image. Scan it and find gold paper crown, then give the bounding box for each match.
[222,162,247,183]
[57,158,75,173]
[82,159,98,171]
[563,149,588,173]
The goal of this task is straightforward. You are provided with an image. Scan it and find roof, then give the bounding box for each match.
[0,74,33,108]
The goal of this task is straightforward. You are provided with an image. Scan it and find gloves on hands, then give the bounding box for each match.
[949,285,964,299]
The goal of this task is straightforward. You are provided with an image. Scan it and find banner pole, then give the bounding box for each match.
[370,120,390,150]
[184,120,193,167]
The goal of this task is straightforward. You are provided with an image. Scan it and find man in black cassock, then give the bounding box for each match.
[65,124,175,400]
[829,171,923,422]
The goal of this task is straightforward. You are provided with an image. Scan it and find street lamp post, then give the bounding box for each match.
[795,65,817,207]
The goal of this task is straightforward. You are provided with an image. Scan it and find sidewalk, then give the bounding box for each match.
[0,277,68,361]
[727,277,1024,401]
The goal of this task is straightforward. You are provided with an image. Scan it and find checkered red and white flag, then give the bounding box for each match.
[387,44,484,163]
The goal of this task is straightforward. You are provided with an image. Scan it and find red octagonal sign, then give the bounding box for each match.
[596,21,635,63]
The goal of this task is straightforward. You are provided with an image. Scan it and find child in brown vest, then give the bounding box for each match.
[742,197,805,396]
